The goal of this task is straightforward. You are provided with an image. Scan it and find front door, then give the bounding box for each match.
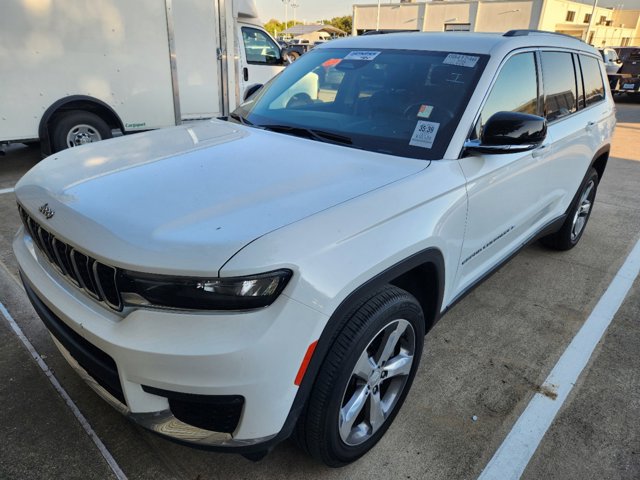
[238,25,285,100]
[455,51,555,294]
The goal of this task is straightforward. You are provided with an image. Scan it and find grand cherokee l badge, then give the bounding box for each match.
[39,203,55,219]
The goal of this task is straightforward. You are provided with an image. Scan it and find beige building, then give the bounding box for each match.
[353,0,640,47]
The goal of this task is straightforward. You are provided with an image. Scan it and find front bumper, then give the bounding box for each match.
[14,229,327,447]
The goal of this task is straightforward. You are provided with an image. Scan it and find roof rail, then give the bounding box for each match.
[361,29,419,36]
[503,29,585,42]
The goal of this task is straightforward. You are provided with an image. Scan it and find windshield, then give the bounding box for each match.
[233,48,488,160]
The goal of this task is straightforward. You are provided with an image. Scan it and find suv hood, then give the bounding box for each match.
[16,120,427,275]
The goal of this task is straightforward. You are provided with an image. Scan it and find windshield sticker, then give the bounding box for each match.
[417,105,434,119]
[410,121,440,149]
[443,53,479,68]
[344,51,381,61]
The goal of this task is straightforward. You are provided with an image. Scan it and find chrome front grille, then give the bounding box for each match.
[18,204,123,311]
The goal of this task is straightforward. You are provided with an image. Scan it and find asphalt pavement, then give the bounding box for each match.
[0,100,638,479]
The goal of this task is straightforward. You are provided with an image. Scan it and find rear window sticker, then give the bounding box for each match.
[409,121,440,149]
[417,105,434,118]
[344,51,381,61]
[443,53,480,68]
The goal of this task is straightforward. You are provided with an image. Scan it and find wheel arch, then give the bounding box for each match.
[591,145,610,183]
[38,95,125,155]
[278,247,446,447]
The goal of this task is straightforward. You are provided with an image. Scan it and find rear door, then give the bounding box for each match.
[172,0,223,119]
[538,51,608,217]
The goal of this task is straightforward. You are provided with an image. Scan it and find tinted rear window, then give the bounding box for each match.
[580,55,605,106]
[541,51,577,122]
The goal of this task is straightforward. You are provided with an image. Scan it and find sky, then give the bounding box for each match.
[257,0,640,24]
[259,0,353,23]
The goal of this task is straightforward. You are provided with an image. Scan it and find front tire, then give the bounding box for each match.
[542,167,599,250]
[51,110,112,152]
[295,285,425,466]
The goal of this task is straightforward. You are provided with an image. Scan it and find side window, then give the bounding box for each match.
[580,55,605,106]
[479,52,538,130]
[241,27,281,65]
[541,51,577,122]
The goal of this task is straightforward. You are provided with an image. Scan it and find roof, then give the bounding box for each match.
[282,24,347,36]
[316,31,599,57]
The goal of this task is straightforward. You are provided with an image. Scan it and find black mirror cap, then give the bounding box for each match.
[482,111,547,147]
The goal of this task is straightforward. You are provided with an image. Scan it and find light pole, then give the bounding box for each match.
[282,0,289,32]
[585,0,598,44]
[291,2,299,26]
[376,0,381,31]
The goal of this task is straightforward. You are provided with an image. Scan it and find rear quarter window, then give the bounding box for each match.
[579,55,605,106]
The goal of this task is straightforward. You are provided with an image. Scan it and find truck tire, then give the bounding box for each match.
[51,110,112,152]
[287,51,300,62]
[294,285,425,466]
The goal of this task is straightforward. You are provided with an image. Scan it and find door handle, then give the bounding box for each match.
[586,121,596,132]
[243,67,248,82]
[531,144,548,158]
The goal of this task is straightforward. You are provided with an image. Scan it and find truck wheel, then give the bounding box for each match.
[542,168,598,251]
[51,111,112,152]
[295,285,424,466]
[287,51,300,62]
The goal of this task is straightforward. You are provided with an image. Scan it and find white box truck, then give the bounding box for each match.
[0,0,285,154]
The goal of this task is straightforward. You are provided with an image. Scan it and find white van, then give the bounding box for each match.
[0,0,285,154]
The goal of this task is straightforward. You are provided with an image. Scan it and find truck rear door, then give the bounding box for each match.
[172,0,224,120]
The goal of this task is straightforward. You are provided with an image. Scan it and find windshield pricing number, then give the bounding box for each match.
[410,121,440,149]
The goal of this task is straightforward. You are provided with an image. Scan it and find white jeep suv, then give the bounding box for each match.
[14,30,615,466]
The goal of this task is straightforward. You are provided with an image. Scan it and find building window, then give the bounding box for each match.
[583,13,591,23]
[566,11,576,22]
[444,23,471,32]
[588,31,595,44]
[598,15,607,25]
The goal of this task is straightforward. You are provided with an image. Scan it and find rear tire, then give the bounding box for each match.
[542,168,598,250]
[294,285,425,467]
[51,110,112,152]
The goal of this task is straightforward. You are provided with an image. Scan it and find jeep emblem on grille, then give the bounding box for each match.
[39,203,55,219]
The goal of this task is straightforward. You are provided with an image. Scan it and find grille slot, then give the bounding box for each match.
[18,204,122,311]
[71,250,101,300]
[94,262,122,310]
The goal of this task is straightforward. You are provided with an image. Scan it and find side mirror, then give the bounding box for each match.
[464,111,547,155]
[244,84,263,101]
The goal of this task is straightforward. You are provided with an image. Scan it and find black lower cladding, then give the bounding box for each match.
[142,385,244,434]
[21,274,126,405]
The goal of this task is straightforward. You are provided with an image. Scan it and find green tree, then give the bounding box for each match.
[319,15,352,34]
[264,19,303,38]
[264,19,284,37]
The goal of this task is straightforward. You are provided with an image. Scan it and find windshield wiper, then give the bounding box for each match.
[228,112,253,126]
[259,125,353,146]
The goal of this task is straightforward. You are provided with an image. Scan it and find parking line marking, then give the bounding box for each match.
[0,301,127,480]
[478,237,640,480]
[0,187,15,195]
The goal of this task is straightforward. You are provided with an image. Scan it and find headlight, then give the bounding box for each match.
[118,269,292,311]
